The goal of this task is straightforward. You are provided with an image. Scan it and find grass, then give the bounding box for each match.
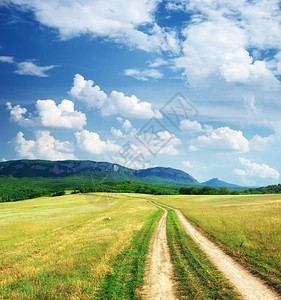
[0,193,158,299]
[165,208,240,299]
[95,209,162,299]
[155,194,281,293]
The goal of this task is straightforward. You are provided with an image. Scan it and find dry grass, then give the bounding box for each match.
[0,193,158,299]
[155,194,281,293]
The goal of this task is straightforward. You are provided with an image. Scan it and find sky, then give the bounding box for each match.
[1,0,281,186]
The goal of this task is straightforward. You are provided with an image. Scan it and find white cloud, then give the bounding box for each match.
[188,145,198,152]
[0,56,14,63]
[179,119,203,133]
[171,1,281,87]
[219,49,278,87]
[1,158,7,162]
[69,74,107,109]
[6,102,32,126]
[138,130,181,156]
[148,58,169,68]
[191,126,249,153]
[124,68,163,81]
[2,0,180,53]
[111,144,150,170]
[35,99,86,130]
[234,157,279,179]
[174,19,248,87]
[14,61,58,77]
[13,131,76,160]
[249,134,275,151]
[75,130,120,155]
[70,74,161,119]
[7,100,86,130]
[111,127,123,137]
[243,94,259,115]
[122,120,132,132]
[102,90,162,119]
[0,54,57,77]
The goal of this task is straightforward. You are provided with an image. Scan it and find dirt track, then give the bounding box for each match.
[152,200,279,300]
[141,204,177,300]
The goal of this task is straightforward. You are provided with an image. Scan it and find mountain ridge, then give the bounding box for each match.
[0,159,199,187]
[0,159,241,188]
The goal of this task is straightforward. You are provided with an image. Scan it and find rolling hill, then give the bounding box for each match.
[201,178,241,188]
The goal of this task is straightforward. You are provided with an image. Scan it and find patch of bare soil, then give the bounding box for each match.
[141,205,178,300]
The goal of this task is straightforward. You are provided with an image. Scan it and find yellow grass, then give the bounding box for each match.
[0,193,158,299]
[155,194,281,292]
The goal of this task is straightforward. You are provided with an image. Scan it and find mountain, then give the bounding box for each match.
[201,178,240,188]
[0,159,199,186]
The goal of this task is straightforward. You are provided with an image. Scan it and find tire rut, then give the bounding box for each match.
[142,202,178,300]
[152,200,280,300]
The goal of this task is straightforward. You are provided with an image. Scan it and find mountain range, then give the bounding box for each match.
[0,159,240,188]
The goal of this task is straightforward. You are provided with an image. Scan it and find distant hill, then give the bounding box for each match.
[0,159,199,187]
[201,178,240,188]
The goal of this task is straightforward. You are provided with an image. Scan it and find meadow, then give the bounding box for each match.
[155,194,281,292]
[1,192,280,299]
[0,193,158,299]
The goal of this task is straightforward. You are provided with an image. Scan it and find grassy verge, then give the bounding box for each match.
[166,209,240,299]
[95,209,162,299]
[0,193,158,299]
[156,194,281,293]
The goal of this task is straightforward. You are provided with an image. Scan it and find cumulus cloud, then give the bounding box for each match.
[138,130,181,156]
[219,49,278,87]
[179,119,203,133]
[234,157,279,179]
[75,130,120,155]
[70,74,161,119]
[69,74,107,109]
[1,0,180,53]
[122,120,132,132]
[111,127,123,137]
[35,99,86,129]
[124,68,163,81]
[12,131,76,160]
[102,90,162,119]
[191,126,249,153]
[171,1,281,87]
[111,144,150,170]
[7,99,86,130]
[249,134,275,151]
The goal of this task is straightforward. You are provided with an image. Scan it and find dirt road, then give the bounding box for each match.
[141,203,177,300]
[152,200,279,300]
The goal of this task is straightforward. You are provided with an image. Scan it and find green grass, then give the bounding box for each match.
[165,208,240,299]
[95,209,162,299]
[0,193,158,299]
[155,194,281,293]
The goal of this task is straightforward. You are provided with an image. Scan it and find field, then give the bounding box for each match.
[155,194,281,292]
[0,193,159,299]
[1,192,280,299]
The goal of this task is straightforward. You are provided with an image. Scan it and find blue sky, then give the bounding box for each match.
[1,0,281,186]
